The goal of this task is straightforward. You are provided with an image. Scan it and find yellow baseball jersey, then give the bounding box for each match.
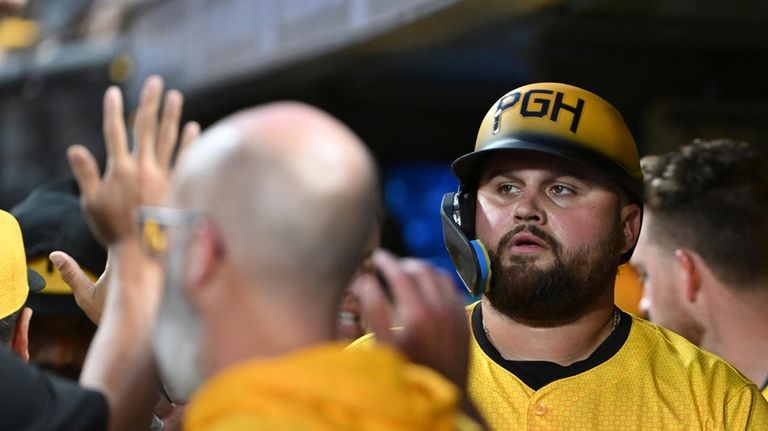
[467,302,768,430]
[185,342,481,431]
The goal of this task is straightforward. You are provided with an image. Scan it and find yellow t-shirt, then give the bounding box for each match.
[184,342,480,431]
[466,303,768,430]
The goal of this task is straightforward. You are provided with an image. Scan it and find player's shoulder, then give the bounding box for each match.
[627,314,753,386]
[629,315,721,364]
[346,332,377,350]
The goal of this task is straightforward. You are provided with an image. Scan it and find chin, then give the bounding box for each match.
[153,280,207,402]
[154,315,205,402]
[503,255,554,272]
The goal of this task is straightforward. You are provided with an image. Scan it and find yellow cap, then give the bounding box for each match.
[453,82,643,204]
[0,210,33,319]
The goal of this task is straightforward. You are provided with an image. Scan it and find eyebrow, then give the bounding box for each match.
[482,168,590,183]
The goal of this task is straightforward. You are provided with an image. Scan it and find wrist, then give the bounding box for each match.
[104,238,163,321]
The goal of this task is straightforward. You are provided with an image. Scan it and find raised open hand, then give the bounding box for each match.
[74,76,199,430]
[67,75,199,246]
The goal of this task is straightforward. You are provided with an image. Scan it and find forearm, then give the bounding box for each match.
[80,239,162,431]
[87,250,113,324]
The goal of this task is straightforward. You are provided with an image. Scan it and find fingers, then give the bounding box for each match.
[401,258,446,306]
[373,250,423,313]
[111,76,194,171]
[373,250,465,331]
[371,251,469,390]
[355,271,395,344]
[155,90,183,168]
[102,86,130,167]
[133,75,164,163]
[177,121,201,160]
[67,145,101,205]
[436,269,465,308]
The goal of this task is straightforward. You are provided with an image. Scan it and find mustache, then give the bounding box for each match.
[497,224,560,253]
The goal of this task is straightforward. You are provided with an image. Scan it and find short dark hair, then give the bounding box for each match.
[0,308,21,345]
[642,138,768,288]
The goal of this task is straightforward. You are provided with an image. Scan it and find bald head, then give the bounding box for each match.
[172,102,379,297]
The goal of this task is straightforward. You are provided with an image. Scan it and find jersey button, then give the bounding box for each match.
[534,402,548,416]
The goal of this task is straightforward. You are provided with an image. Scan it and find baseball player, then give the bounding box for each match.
[633,138,768,399]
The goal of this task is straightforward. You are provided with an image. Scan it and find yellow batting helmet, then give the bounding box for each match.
[443,83,643,295]
[453,82,643,205]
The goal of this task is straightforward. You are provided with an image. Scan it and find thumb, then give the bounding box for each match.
[49,251,93,297]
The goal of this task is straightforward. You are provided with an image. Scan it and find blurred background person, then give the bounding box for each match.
[11,176,105,379]
[336,221,381,342]
[0,208,110,430]
[633,138,768,397]
[335,196,392,342]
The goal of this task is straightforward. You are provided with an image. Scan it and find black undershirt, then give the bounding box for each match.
[471,304,632,390]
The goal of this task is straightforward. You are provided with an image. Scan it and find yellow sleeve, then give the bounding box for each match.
[725,383,768,429]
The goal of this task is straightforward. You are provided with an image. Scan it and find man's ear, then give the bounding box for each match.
[184,222,223,298]
[674,249,701,303]
[619,203,642,255]
[11,306,32,362]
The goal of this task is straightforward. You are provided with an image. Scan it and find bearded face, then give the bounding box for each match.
[486,220,624,327]
[152,227,206,403]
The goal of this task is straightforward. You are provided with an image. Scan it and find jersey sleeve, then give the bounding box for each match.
[724,382,768,430]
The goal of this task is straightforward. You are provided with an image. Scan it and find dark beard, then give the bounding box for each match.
[485,223,623,327]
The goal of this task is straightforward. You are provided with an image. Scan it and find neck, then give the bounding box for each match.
[699,287,768,386]
[202,279,338,376]
[481,296,617,365]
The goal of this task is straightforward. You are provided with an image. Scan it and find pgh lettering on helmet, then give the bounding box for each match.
[493,89,585,135]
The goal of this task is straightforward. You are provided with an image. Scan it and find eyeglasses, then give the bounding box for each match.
[136,206,207,258]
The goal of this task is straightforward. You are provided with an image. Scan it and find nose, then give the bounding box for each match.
[513,193,544,224]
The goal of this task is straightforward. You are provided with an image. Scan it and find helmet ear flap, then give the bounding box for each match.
[440,189,491,297]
